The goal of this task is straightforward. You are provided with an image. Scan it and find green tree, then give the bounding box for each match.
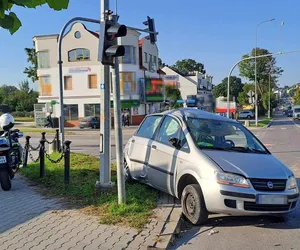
[171,59,206,75]
[238,48,283,98]
[0,0,69,34]
[158,58,163,68]
[166,86,183,109]
[237,83,255,105]
[262,92,277,111]
[24,43,38,82]
[294,88,300,105]
[213,76,243,101]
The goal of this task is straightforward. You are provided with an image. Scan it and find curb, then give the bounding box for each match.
[264,120,273,128]
[127,194,182,250]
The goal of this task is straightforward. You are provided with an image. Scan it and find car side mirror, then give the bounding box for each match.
[169,137,181,149]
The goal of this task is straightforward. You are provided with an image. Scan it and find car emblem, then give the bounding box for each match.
[267,181,274,189]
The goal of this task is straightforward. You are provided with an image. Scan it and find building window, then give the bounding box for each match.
[144,52,148,63]
[88,75,98,89]
[121,46,136,64]
[63,104,78,121]
[39,75,51,96]
[68,48,90,62]
[74,31,81,39]
[64,76,72,90]
[149,54,153,64]
[153,56,157,66]
[120,72,136,95]
[84,104,100,117]
[37,51,49,68]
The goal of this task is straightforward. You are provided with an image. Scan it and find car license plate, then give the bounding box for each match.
[256,195,287,205]
[0,156,7,164]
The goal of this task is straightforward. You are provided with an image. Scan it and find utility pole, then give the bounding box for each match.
[98,0,112,188]
[112,56,126,203]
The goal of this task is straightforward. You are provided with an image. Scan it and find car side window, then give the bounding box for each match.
[157,116,190,152]
[136,116,162,139]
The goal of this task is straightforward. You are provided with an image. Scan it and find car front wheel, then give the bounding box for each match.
[181,184,208,225]
[124,159,132,183]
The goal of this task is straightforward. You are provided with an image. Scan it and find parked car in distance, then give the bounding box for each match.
[238,110,254,119]
[292,105,300,120]
[124,108,299,225]
[78,116,100,129]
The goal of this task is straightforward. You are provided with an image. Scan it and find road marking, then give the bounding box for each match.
[289,118,300,129]
[281,127,287,130]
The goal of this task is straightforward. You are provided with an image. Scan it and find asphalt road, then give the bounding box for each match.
[170,112,300,250]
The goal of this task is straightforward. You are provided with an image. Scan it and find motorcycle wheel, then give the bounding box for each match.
[0,170,12,191]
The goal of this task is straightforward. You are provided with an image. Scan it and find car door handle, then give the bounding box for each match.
[152,145,157,149]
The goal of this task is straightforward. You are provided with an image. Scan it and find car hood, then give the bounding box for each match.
[202,150,293,179]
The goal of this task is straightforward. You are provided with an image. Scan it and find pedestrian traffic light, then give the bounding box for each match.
[143,16,157,44]
[98,19,127,66]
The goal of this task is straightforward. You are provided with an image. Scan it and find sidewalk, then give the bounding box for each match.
[0,176,181,250]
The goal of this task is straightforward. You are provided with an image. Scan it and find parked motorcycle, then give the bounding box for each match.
[0,113,24,191]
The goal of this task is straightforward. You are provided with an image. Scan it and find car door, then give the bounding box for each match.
[127,115,163,180]
[147,116,190,194]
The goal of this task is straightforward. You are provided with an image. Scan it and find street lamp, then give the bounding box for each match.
[255,18,275,126]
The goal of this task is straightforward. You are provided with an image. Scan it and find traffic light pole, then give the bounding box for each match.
[112,57,126,203]
[98,0,113,188]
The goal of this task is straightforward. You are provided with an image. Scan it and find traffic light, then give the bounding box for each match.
[143,16,157,44]
[98,19,127,66]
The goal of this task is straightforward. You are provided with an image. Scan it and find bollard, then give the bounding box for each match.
[41,132,46,141]
[23,136,31,168]
[56,129,61,152]
[64,140,72,184]
[39,139,45,178]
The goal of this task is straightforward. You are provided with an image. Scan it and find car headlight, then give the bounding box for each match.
[287,176,297,190]
[216,172,250,188]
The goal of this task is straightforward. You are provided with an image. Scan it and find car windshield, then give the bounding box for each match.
[186,117,268,154]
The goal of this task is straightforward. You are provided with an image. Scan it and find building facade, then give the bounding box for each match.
[33,22,165,127]
[162,66,214,112]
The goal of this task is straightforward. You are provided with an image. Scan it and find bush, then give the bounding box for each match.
[11,111,34,117]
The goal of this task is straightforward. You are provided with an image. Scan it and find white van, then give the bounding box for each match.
[292,105,300,120]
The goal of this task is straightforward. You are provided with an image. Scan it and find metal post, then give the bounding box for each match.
[112,57,126,204]
[254,18,275,126]
[23,136,31,167]
[41,132,46,141]
[64,140,72,184]
[57,17,100,145]
[268,72,271,118]
[56,129,60,152]
[39,139,45,178]
[98,0,113,188]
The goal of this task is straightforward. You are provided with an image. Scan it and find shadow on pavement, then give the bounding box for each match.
[270,120,295,126]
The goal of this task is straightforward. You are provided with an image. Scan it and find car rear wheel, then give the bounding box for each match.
[0,170,12,191]
[181,184,208,225]
[124,159,132,183]
[247,115,251,119]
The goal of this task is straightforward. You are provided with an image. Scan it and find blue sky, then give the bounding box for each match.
[1,0,300,88]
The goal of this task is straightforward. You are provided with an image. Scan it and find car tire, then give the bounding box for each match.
[181,184,208,225]
[0,170,12,191]
[93,124,96,129]
[247,115,251,119]
[124,159,132,184]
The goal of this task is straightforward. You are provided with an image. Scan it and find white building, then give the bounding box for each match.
[162,66,214,111]
[33,22,165,127]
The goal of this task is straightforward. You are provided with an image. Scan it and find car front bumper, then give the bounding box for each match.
[200,178,299,215]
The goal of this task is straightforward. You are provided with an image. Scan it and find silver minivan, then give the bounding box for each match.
[124,108,299,225]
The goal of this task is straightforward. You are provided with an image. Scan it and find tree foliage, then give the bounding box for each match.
[294,88,300,105]
[24,43,38,82]
[213,76,243,101]
[0,81,38,112]
[0,0,69,34]
[237,84,255,105]
[262,92,277,111]
[238,48,283,98]
[171,59,206,75]
[166,86,183,109]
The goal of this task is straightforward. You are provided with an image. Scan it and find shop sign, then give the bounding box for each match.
[68,67,91,73]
